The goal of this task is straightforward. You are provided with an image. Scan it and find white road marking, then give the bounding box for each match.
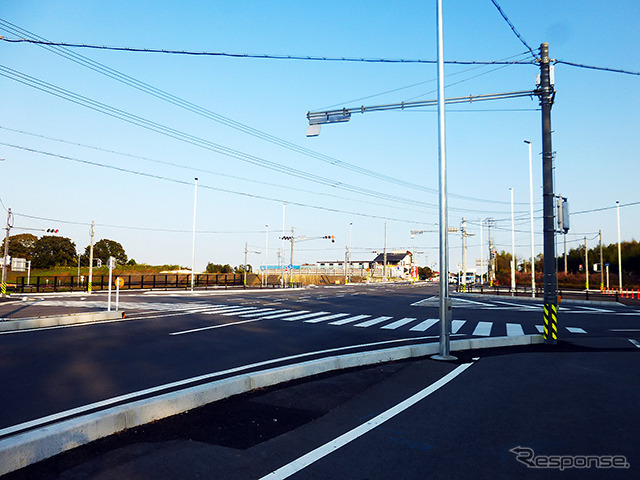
[304,313,349,324]
[354,316,393,328]
[566,327,587,334]
[381,317,417,330]
[628,338,640,349]
[280,311,331,322]
[169,318,264,335]
[259,363,474,480]
[535,325,544,333]
[220,307,260,316]
[239,308,282,318]
[575,306,614,313]
[506,323,524,337]
[329,315,371,326]
[258,310,311,320]
[452,320,466,333]
[409,319,438,332]
[472,322,492,336]
[494,301,540,310]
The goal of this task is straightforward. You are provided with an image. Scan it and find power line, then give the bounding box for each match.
[0,20,533,207]
[554,59,640,76]
[572,201,640,215]
[489,0,536,58]
[0,36,534,65]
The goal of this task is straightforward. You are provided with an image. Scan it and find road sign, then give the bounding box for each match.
[116,277,124,288]
[11,257,26,272]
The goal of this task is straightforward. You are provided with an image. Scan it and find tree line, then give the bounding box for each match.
[2,233,132,269]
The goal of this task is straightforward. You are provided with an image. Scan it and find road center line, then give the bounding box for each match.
[259,362,474,480]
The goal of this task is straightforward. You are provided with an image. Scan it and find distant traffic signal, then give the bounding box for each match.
[46,228,59,233]
[322,235,335,243]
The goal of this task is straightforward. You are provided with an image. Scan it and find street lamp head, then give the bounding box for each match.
[524,140,531,144]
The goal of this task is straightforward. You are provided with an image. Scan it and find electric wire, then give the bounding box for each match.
[489,0,536,58]
[0,19,535,206]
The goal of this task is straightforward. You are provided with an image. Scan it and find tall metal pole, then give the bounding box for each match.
[433,0,455,361]
[599,229,604,291]
[244,241,248,286]
[383,222,387,281]
[510,187,516,294]
[191,177,198,291]
[1,208,11,297]
[539,42,558,344]
[88,220,95,294]
[281,204,286,287]
[480,218,484,284]
[584,236,589,290]
[525,140,536,297]
[617,200,622,290]
[564,233,568,273]
[348,222,353,283]
[264,224,269,286]
[461,218,467,291]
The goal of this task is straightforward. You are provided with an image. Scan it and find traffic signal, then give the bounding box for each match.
[323,235,335,243]
[46,228,59,233]
[96,259,102,267]
[280,235,293,240]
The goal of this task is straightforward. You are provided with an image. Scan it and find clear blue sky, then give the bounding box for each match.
[1,1,638,272]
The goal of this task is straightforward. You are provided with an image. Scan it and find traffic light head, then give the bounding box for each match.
[46,228,59,234]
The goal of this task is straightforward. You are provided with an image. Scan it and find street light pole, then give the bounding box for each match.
[1,208,12,297]
[191,177,198,291]
[525,139,536,297]
[617,200,622,290]
[510,187,516,295]
[264,224,269,286]
[88,220,94,294]
[432,0,455,361]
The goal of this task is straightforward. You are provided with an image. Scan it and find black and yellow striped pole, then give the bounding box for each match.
[537,43,558,345]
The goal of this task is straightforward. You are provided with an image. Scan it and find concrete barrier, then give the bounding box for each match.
[0,311,125,332]
[0,334,543,476]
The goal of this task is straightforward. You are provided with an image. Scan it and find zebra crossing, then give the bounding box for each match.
[23,299,593,337]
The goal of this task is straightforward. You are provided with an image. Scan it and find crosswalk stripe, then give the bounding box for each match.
[201,305,246,314]
[535,325,544,333]
[506,323,524,336]
[281,311,330,322]
[221,307,259,316]
[409,319,438,332]
[452,320,466,333]
[329,315,371,326]
[259,310,311,320]
[381,318,416,330]
[566,327,587,334]
[239,308,281,318]
[304,313,350,324]
[354,316,394,328]
[472,321,492,336]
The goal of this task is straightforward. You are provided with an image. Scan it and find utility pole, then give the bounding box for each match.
[599,230,604,291]
[564,233,568,273]
[460,218,474,291]
[584,236,589,291]
[264,225,269,286]
[244,241,248,286]
[479,218,484,284]
[1,208,12,297]
[487,218,495,286]
[88,220,95,294]
[538,42,558,345]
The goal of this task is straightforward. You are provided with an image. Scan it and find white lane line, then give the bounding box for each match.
[259,362,474,480]
[259,310,311,320]
[381,317,416,330]
[453,298,496,307]
[628,338,640,349]
[452,320,466,333]
[566,327,587,334]
[472,321,492,336]
[494,301,540,310]
[169,318,264,335]
[239,308,282,318]
[304,313,349,324]
[506,323,524,337]
[329,315,371,326]
[409,319,438,332]
[281,311,330,322]
[575,306,614,313]
[354,316,393,328]
[0,335,441,439]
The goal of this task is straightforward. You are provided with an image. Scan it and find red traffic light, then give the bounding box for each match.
[46,228,59,234]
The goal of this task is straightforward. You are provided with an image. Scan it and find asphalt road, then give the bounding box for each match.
[1,283,639,478]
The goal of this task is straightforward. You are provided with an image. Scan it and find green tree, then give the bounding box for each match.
[206,263,233,273]
[2,233,38,260]
[32,236,77,269]
[85,239,127,265]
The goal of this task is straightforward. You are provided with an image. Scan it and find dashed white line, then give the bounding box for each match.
[472,322,492,336]
[354,316,393,328]
[280,311,331,322]
[304,313,349,324]
[329,315,371,326]
[381,317,417,330]
[409,319,438,332]
[506,323,524,337]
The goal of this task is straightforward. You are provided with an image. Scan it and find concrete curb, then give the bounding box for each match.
[0,334,543,476]
[0,311,125,332]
